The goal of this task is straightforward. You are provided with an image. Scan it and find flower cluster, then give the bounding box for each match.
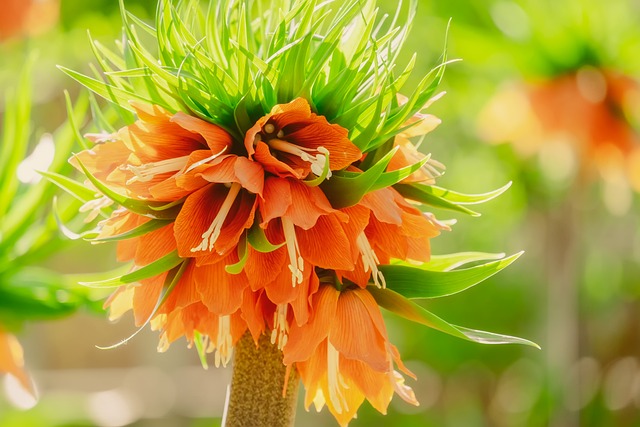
[58,1,535,425]
[76,96,443,423]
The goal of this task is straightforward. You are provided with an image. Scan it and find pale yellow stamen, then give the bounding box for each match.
[327,341,349,414]
[264,123,275,134]
[390,370,419,406]
[356,232,386,288]
[281,217,304,286]
[79,196,113,223]
[191,183,242,253]
[268,138,331,178]
[125,155,190,184]
[270,304,289,350]
[184,146,227,173]
[214,315,233,368]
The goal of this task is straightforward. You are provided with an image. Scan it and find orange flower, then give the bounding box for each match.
[283,285,417,426]
[478,68,640,190]
[0,330,35,398]
[0,0,59,41]
[244,98,362,180]
[76,97,444,424]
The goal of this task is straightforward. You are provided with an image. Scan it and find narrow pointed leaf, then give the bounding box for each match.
[380,252,523,299]
[79,251,183,288]
[394,183,481,216]
[370,287,540,348]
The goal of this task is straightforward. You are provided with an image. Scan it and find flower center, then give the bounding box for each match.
[281,217,304,286]
[125,155,190,184]
[214,315,233,368]
[356,232,386,288]
[191,183,242,253]
[270,304,289,350]
[256,124,331,178]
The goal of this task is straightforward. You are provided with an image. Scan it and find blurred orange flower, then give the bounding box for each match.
[0,0,59,41]
[0,330,34,398]
[478,67,640,193]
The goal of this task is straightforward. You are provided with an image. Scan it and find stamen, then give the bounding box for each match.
[264,123,275,134]
[267,139,331,178]
[214,315,233,368]
[270,304,289,350]
[79,196,113,223]
[327,342,349,414]
[356,232,386,288]
[125,155,190,184]
[281,217,304,286]
[191,183,242,253]
[184,147,227,173]
[390,370,419,406]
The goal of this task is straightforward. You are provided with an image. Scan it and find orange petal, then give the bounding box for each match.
[329,289,389,372]
[117,120,205,164]
[170,111,233,153]
[193,258,247,315]
[339,356,394,414]
[174,184,255,258]
[283,285,339,365]
[289,269,320,326]
[134,223,177,266]
[163,261,198,311]
[286,120,361,171]
[133,273,166,326]
[285,180,346,230]
[253,140,303,178]
[240,288,267,343]
[198,155,265,195]
[259,177,292,225]
[129,102,173,123]
[297,215,354,270]
[244,246,287,291]
[360,188,403,225]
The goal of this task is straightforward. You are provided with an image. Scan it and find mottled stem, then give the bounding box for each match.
[224,332,300,427]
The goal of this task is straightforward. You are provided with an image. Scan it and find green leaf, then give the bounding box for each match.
[417,252,508,272]
[369,155,430,192]
[321,146,398,209]
[40,170,107,206]
[426,182,513,205]
[394,183,481,216]
[193,331,209,370]
[370,287,540,349]
[247,219,284,253]
[79,251,183,288]
[225,233,248,274]
[90,219,172,243]
[73,156,182,220]
[380,252,523,299]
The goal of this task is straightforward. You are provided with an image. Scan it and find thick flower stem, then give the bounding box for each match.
[224,332,300,427]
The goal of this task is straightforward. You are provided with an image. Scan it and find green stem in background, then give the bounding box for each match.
[224,332,300,427]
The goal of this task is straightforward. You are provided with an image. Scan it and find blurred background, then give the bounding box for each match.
[1,0,639,426]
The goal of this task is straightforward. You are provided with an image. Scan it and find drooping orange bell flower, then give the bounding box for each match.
[283,285,418,426]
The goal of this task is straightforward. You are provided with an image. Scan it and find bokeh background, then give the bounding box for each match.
[1,0,639,426]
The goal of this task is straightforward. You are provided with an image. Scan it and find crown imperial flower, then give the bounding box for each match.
[56,1,537,425]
